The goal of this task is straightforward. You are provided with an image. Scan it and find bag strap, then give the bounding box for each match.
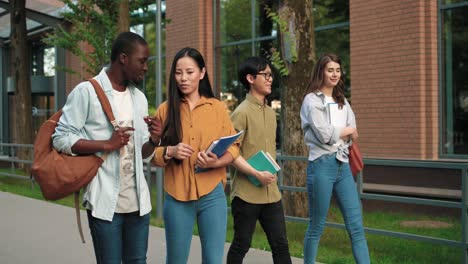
[75,79,119,244]
[88,79,119,130]
[74,192,85,243]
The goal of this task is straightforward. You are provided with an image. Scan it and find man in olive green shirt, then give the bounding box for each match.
[227,57,292,264]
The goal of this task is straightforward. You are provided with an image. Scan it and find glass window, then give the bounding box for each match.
[130,2,167,113]
[313,0,349,27]
[442,0,467,4]
[218,44,251,110]
[216,0,350,149]
[441,4,468,156]
[315,27,351,97]
[255,0,277,38]
[43,47,56,77]
[31,44,56,76]
[219,0,252,43]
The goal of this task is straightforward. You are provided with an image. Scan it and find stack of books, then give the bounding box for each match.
[195,131,244,173]
[246,150,281,187]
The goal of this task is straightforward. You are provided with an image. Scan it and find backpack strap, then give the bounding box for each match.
[74,79,119,243]
[88,78,119,130]
[74,191,86,243]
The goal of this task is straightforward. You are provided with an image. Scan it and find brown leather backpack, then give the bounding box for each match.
[31,79,116,243]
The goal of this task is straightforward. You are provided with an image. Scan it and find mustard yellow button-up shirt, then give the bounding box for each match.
[153,97,240,201]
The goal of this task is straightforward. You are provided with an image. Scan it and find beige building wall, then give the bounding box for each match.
[350,0,439,160]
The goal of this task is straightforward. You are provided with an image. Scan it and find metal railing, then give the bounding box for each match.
[0,143,33,179]
[276,155,468,264]
[0,143,166,218]
[1,142,467,263]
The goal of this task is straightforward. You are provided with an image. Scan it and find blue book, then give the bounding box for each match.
[246,150,281,187]
[195,130,244,173]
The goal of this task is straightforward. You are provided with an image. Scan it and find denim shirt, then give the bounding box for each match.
[52,68,152,221]
[300,91,356,162]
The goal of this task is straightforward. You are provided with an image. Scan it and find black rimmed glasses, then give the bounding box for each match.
[256,72,274,81]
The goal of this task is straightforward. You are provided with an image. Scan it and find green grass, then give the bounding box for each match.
[0,169,462,263]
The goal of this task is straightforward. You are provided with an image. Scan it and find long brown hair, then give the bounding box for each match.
[303,53,346,108]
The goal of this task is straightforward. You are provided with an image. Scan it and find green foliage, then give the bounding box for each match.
[220,0,252,43]
[44,0,120,78]
[45,0,151,78]
[264,5,297,77]
[269,47,289,76]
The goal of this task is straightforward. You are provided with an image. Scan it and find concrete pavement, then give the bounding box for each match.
[0,191,304,263]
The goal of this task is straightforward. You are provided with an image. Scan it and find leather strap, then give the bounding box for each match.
[88,79,119,130]
[73,79,118,243]
[75,192,85,243]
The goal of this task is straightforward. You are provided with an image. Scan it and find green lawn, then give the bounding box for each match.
[0,170,462,264]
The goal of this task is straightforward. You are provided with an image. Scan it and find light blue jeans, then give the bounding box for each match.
[163,182,227,264]
[303,154,370,264]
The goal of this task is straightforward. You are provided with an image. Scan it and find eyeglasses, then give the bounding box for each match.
[256,72,274,81]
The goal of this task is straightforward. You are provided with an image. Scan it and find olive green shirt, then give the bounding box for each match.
[230,93,282,204]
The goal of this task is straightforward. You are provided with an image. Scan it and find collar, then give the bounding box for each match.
[95,67,135,95]
[313,90,325,97]
[312,90,327,104]
[246,93,267,107]
[181,96,214,107]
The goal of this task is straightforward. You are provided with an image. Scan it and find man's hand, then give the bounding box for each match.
[255,171,277,185]
[144,116,162,144]
[107,126,134,151]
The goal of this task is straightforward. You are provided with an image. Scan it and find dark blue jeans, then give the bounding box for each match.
[87,210,150,264]
[227,197,292,264]
[303,154,370,264]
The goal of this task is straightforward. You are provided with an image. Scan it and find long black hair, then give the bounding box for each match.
[304,53,346,108]
[161,47,215,147]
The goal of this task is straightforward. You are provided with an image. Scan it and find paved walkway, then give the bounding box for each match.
[0,191,304,264]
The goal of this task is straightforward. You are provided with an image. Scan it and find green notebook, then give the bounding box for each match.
[247,150,281,187]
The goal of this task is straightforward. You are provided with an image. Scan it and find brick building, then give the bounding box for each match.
[1,1,467,198]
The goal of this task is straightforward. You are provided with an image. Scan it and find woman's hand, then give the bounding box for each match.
[350,129,359,141]
[340,127,355,141]
[167,143,194,160]
[196,151,219,169]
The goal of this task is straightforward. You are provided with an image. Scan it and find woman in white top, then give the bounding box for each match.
[300,53,370,263]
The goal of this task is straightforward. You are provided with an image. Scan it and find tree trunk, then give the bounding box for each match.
[10,0,33,170]
[278,0,315,217]
[118,0,130,33]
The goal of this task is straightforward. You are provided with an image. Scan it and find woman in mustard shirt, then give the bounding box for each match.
[152,47,240,264]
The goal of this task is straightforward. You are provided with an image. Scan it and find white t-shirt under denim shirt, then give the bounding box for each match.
[300,91,356,163]
[52,68,152,221]
[112,88,139,213]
